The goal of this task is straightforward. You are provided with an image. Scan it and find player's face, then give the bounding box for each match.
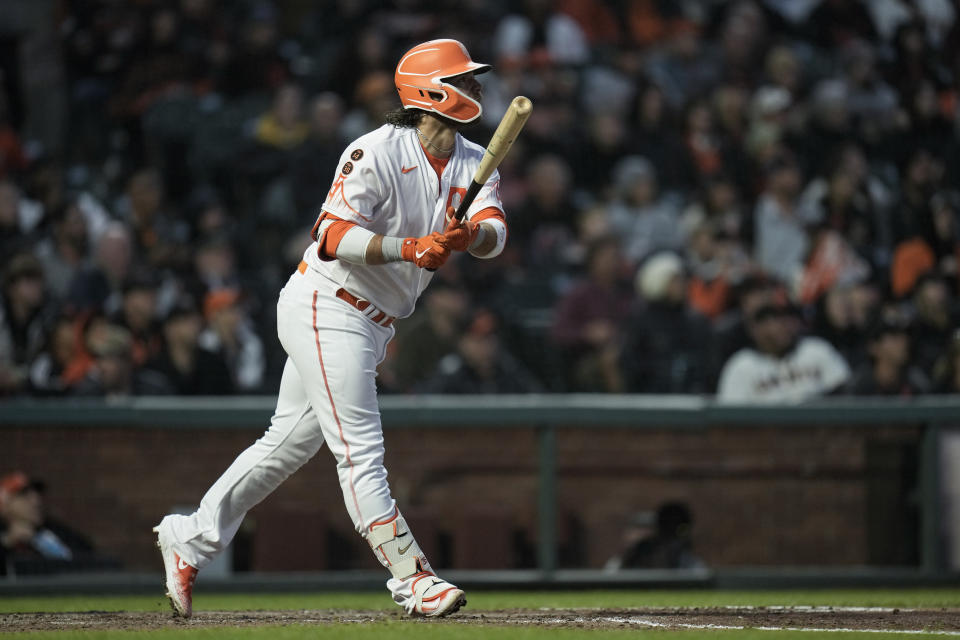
[448,72,482,102]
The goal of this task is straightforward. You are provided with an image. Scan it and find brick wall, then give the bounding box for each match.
[2,422,921,572]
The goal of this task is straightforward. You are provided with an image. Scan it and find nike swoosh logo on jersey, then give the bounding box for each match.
[398,540,414,554]
[415,247,431,259]
[401,165,418,174]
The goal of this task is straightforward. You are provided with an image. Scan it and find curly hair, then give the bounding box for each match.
[384,107,425,128]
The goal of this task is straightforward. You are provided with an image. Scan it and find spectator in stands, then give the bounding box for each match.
[142,296,233,395]
[385,282,470,393]
[574,112,634,195]
[0,179,41,262]
[419,309,543,394]
[754,152,812,290]
[0,254,51,395]
[119,168,189,271]
[928,191,960,288]
[34,200,90,303]
[684,216,751,321]
[629,81,691,191]
[510,154,577,268]
[192,234,240,292]
[607,156,683,265]
[217,1,288,97]
[619,252,713,393]
[0,471,98,577]
[891,148,944,249]
[811,281,880,372]
[253,83,309,151]
[847,318,930,396]
[28,315,84,395]
[292,93,348,216]
[493,0,589,66]
[113,271,162,368]
[240,83,310,192]
[1,0,959,399]
[933,331,960,393]
[910,274,957,376]
[67,223,133,315]
[198,288,265,392]
[551,235,632,391]
[717,303,851,403]
[607,501,705,571]
[73,323,163,397]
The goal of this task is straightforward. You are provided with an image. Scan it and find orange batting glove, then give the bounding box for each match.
[401,232,452,270]
[442,206,480,252]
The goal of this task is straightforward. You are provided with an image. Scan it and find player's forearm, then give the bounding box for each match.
[336,229,412,265]
[364,235,388,265]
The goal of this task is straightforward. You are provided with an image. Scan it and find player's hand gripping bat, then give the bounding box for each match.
[452,96,533,221]
[426,96,532,271]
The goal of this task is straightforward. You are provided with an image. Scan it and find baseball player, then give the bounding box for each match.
[153,39,507,618]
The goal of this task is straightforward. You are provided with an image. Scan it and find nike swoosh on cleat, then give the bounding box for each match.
[178,557,190,570]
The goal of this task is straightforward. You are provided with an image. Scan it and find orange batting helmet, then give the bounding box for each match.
[395,39,491,124]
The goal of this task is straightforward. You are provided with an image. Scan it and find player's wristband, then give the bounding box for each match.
[380,236,405,263]
[467,225,487,251]
[469,219,507,259]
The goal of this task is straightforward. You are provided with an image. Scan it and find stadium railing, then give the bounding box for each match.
[2,394,959,592]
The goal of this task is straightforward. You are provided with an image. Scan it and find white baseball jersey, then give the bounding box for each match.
[303,124,504,319]
[716,336,851,403]
[161,122,506,613]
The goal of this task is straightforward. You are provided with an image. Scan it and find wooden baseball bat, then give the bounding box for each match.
[453,96,533,221]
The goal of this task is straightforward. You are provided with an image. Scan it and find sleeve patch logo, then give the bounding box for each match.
[350,149,364,161]
[341,161,354,175]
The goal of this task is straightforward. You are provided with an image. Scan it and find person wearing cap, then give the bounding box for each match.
[0,471,96,576]
[717,302,851,403]
[0,252,51,394]
[198,288,265,391]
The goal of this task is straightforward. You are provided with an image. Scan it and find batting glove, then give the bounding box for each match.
[401,232,452,270]
[442,206,481,252]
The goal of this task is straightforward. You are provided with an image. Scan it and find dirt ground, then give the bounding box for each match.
[3,607,960,634]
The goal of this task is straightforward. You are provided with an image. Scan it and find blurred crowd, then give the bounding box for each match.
[1,0,959,399]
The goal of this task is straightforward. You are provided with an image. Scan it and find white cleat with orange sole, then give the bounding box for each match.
[407,572,466,617]
[153,524,197,618]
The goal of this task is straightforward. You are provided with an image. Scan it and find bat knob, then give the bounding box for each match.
[512,96,533,116]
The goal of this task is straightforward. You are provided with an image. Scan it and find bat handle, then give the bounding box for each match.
[453,181,484,221]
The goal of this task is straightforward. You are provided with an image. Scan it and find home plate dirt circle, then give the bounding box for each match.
[3,607,960,634]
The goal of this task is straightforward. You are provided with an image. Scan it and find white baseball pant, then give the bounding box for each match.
[158,265,425,599]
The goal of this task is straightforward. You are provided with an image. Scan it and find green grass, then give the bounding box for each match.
[4,590,960,639]
[3,588,960,614]
[7,625,955,640]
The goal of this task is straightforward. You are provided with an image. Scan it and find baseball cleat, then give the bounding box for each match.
[153,525,197,618]
[408,572,466,617]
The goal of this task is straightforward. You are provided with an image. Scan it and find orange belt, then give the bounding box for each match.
[298,261,395,327]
